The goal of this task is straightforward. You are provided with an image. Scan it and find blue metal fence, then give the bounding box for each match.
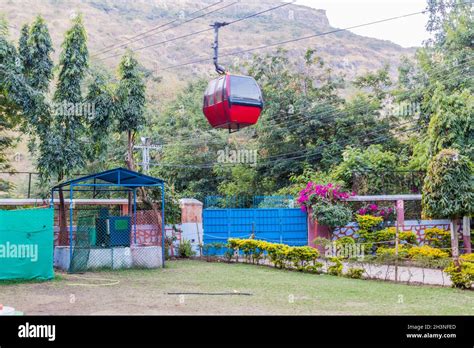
[203,208,308,246]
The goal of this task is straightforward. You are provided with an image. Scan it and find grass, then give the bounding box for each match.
[0,260,473,315]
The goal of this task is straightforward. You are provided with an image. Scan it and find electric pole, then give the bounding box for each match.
[134,137,162,174]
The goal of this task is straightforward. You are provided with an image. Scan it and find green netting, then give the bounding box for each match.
[0,208,54,280]
[69,208,132,273]
[69,212,96,273]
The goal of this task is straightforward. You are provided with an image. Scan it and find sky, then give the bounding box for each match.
[293,0,430,47]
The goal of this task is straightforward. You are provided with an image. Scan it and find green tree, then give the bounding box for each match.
[428,86,473,159]
[150,79,227,200]
[115,50,146,170]
[25,16,54,92]
[18,24,31,76]
[394,0,473,169]
[38,14,89,181]
[422,149,473,264]
[333,145,399,194]
[36,14,89,244]
[85,68,116,157]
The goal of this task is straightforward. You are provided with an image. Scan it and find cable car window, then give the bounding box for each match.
[207,79,218,106]
[230,76,261,101]
[215,77,224,103]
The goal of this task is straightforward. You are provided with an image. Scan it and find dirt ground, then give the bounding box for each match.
[1,260,473,315]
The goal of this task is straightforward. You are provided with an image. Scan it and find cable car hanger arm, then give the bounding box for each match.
[211,22,229,75]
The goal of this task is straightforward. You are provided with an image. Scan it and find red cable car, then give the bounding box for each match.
[203,22,264,132]
[203,73,263,131]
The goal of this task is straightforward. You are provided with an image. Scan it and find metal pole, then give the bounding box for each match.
[395,220,399,282]
[133,189,137,245]
[69,185,74,272]
[161,183,165,267]
[212,22,228,74]
[50,189,54,209]
[27,173,32,198]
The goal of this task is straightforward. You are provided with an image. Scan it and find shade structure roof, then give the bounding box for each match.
[52,167,164,190]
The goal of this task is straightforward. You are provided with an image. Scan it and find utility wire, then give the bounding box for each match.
[93,0,225,56]
[149,120,418,169]
[157,9,430,71]
[97,1,294,61]
[93,0,236,58]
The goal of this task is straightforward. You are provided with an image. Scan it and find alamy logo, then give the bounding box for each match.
[217,146,258,166]
[18,322,56,341]
[0,242,38,262]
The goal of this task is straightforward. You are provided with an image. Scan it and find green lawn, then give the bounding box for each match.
[1,260,473,315]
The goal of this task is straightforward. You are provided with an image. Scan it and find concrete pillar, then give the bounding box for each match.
[396,199,404,227]
[462,216,471,254]
[121,203,129,216]
[180,198,203,224]
[179,198,203,255]
[307,208,331,254]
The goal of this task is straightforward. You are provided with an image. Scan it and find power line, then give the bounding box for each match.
[93,0,225,56]
[93,0,236,58]
[150,124,419,169]
[157,9,430,71]
[97,1,294,61]
[149,120,418,169]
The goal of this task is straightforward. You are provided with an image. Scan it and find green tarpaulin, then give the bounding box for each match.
[0,208,54,280]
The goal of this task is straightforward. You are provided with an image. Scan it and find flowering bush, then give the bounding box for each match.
[424,227,451,249]
[407,245,449,260]
[356,203,394,220]
[298,182,354,228]
[297,182,353,210]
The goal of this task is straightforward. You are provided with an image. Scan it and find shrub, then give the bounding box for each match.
[444,254,474,289]
[407,245,449,260]
[287,246,320,271]
[335,236,355,245]
[376,245,409,258]
[311,202,353,228]
[178,240,196,258]
[460,253,474,262]
[227,238,320,271]
[355,214,383,231]
[346,267,364,279]
[327,257,343,276]
[424,227,451,249]
[298,182,354,229]
[304,264,323,274]
[372,227,417,245]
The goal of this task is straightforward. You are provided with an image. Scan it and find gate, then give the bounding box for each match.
[203,208,307,246]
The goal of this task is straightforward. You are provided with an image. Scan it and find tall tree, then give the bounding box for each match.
[17,16,54,138]
[395,0,473,168]
[0,17,25,193]
[422,149,473,265]
[26,16,54,92]
[36,14,89,244]
[115,50,146,171]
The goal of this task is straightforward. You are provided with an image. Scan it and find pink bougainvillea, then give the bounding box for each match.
[357,204,394,219]
[297,182,354,212]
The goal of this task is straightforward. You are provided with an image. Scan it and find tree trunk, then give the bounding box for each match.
[450,219,460,267]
